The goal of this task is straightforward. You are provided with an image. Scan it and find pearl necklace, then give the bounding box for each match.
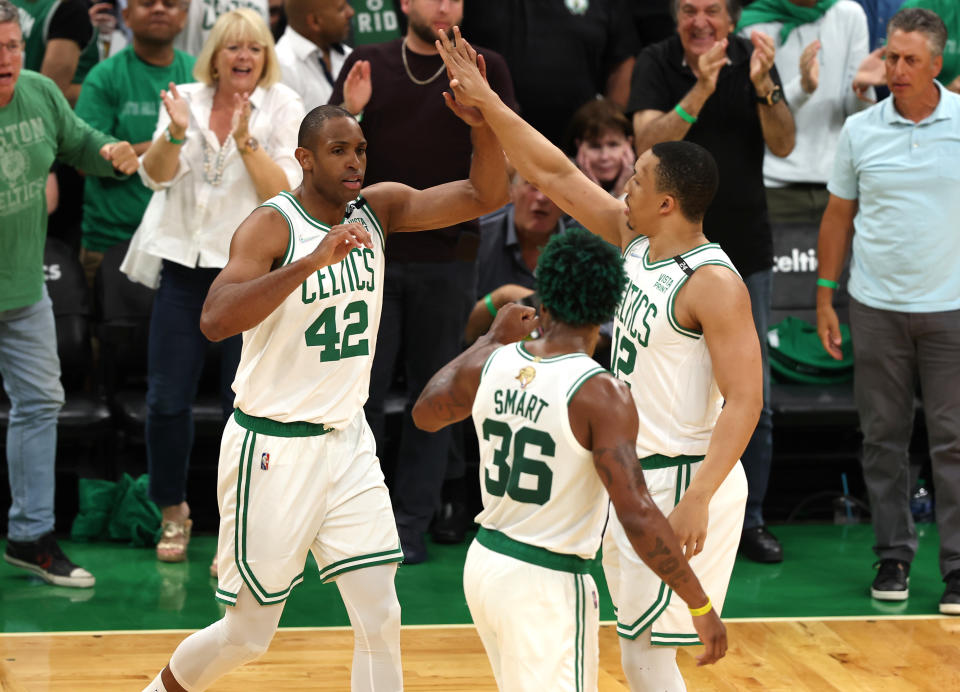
[202,136,230,186]
[401,38,446,86]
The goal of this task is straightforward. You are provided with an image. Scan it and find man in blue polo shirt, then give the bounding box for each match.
[816,7,960,616]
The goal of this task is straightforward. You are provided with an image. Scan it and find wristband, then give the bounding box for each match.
[483,293,497,317]
[164,126,186,145]
[689,597,712,617]
[817,277,839,290]
[354,110,364,123]
[674,103,697,124]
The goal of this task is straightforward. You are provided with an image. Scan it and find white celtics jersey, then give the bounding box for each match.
[472,342,610,560]
[231,191,385,428]
[612,237,740,458]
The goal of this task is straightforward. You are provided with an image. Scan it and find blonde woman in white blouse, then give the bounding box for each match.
[138,8,305,566]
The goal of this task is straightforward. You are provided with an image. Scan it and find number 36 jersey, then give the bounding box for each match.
[472,342,610,560]
[231,191,385,428]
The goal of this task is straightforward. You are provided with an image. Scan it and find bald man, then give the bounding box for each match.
[276,0,355,110]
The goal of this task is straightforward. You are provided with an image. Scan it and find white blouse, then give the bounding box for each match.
[138,81,305,270]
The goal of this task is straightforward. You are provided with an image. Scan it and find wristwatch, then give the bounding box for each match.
[757,85,783,106]
[239,136,260,154]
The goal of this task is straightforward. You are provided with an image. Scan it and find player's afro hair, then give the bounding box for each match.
[535,227,627,327]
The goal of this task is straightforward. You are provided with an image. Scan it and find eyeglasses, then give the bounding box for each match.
[0,41,24,55]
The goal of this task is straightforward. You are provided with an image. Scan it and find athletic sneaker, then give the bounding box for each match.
[3,532,96,588]
[870,558,909,601]
[940,570,960,615]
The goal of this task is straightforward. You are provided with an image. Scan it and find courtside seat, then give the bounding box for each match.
[0,238,112,449]
[95,241,230,449]
[768,222,855,428]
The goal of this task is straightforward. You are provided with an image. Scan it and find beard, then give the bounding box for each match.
[407,9,455,46]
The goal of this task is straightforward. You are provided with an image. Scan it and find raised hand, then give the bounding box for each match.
[852,47,884,103]
[800,39,821,94]
[611,141,637,198]
[231,91,252,145]
[487,302,539,345]
[343,60,372,116]
[575,140,602,185]
[436,26,496,111]
[696,39,729,93]
[749,31,777,92]
[160,82,190,137]
[100,141,139,175]
[308,222,373,270]
[441,52,488,127]
[88,2,116,34]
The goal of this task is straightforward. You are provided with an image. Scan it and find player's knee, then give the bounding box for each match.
[351,594,400,650]
[220,620,275,664]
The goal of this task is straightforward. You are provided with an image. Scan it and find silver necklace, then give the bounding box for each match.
[201,136,230,186]
[401,38,446,86]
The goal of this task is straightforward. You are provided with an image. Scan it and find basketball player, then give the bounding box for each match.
[140,103,509,692]
[437,29,761,690]
[412,229,728,690]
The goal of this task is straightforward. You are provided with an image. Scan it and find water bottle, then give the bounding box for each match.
[910,478,934,522]
[833,496,860,524]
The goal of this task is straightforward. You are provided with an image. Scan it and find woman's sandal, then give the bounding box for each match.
[157,518,192,562]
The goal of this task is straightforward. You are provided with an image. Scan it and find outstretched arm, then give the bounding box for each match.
[571,375,727,666]
[412,304,539,431]
[200,206,373,341]
[437,27,628,248]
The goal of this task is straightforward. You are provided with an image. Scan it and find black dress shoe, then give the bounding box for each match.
[739,526,783,563]
[431,501,468,544]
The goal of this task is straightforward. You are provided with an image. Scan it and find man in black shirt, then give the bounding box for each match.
[329,0,515,565]
[462,0,639,145]
[627,0,795,564]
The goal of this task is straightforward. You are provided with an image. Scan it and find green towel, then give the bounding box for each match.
[767,315,853,384]
[71,473,162,547]
[737,0,840,44]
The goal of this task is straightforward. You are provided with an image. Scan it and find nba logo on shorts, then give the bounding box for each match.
[260,452,270,470]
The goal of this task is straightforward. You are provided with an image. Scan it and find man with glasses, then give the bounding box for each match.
[0,0,138,588]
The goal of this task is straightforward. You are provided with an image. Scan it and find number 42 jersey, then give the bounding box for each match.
[231,191,385,428]
[472,342,611,560]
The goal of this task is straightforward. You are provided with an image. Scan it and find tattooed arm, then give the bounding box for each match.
[568,373,728,665]
[412,304,539,432]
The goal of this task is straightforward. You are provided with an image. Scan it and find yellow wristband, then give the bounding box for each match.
[689,597,712,617]
[484,293,497,317]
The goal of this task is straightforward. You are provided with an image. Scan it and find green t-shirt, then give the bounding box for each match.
[349,0,401,46]
[12,0,58,72]
[75,48,195,252]
[902,0,960,84]
[0,70,117,311]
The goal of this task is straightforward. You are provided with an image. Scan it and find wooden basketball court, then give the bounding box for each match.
[3,617,959,691]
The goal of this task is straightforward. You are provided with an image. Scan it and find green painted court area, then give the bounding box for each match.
[0,523,946,634]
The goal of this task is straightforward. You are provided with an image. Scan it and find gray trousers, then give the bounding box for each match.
[849,298,960,578]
